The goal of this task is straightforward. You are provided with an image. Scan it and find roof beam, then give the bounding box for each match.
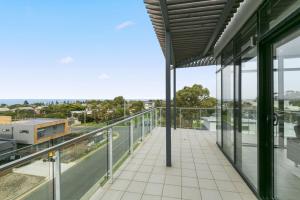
[203,0,236,56]
[159,0,176,64]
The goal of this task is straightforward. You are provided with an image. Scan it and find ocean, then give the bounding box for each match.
[0,99,88,105]
[0,98,150,105]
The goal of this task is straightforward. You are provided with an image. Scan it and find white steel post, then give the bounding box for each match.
[54,150,61,200]
[130,120,133,154]
[108,128,113,183]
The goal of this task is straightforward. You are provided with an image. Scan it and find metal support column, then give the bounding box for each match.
[166,31,172,167]
[258,42,273,198]
[130,120,134,154]
[108,128,113,183]
[173,68,177,129]
[54,150,61,200]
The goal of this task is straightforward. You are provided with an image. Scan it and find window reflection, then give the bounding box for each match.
[222,64,234,160]
[273,29,300,200]
[239,48,257,188]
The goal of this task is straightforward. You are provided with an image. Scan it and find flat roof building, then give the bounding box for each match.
[0,118,70,145]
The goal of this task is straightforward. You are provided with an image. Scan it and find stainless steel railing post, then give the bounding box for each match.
[130,120,134,154]
[142,114,145,141]
[108,128,113,183]
[54,150,61,200]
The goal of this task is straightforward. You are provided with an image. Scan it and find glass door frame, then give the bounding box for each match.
[257,12,300,199]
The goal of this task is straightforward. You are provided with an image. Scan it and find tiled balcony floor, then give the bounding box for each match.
[90,127,257,200]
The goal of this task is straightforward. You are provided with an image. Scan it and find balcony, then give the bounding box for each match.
[91,127,257,200]
[0,1,299,200]
[0,108,257,200]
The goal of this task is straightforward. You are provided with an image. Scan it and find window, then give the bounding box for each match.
[20,130,29,134]
[240,47,258,188]
[222,63,234,161]
[217,70,222,146]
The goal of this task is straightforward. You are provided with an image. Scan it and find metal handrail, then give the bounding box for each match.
[0,108,155,172]
[0,109,151,159]
[157,107,215,110]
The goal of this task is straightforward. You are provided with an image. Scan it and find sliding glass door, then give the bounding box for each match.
[273,28,300,200]
[236,48,258,188]
[222,63,234,161]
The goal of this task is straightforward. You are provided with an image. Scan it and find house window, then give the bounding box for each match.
[20,130,29,134]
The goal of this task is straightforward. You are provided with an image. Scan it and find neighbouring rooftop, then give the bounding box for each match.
[12,118,65,126]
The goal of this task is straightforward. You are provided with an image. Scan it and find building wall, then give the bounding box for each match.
[0,125,13,139]
[216,1,300,199]
[0,119,70,145]
[0,116,12,124]
[34,120,70,144]
[12,125,35,144]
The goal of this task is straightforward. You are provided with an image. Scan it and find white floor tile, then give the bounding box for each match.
[93,128,257,200]
[162,184,181,199]
[144,183,164,196]
[182,186,202,200]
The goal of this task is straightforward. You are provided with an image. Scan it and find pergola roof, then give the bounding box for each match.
[144,0,243,68]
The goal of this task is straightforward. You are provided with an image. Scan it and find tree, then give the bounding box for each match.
[176,84,216,128]
[129,101,145,113]
[23,100,29,105]
[176,84,216,108]
[154,100,163,107]
[113,96,125,107]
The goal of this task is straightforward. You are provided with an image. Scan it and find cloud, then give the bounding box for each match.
[59,56,74,64]
[115,21,135,30]
[98,73,110,80]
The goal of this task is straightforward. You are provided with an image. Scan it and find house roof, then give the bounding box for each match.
[13,118,65,126]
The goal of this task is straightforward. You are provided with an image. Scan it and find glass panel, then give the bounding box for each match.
[60,131,108,200]
[273,29,300,199]
[0,153,53,200]
[239,48,258,188]
[200,108,216,131]
[145,113,151,135]
[151,110,154,131]
[260,0,300,35]
[222,41,234,65]
[181,108,201,129]
[112,122,130,167]
[159,108,165,127]
[222,64,234,161]
[217,71,222,145]
[133,116,142,145]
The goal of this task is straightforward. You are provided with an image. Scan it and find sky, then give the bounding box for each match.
[0,0,216,100]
